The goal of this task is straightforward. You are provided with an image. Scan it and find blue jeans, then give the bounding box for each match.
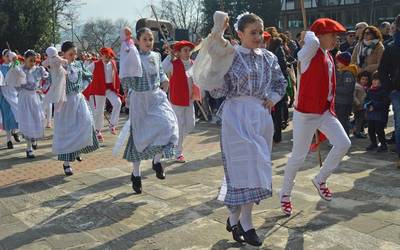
[390,90,400,157]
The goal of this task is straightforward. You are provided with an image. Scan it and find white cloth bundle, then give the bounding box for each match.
[5,65,26,87]
[42,55,67,111]
[112,119,131,156]
[119,28,143,78]
[192,11,235,91]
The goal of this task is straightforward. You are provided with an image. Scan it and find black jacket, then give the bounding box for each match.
[378,40,400,92]
[364,86,390,122]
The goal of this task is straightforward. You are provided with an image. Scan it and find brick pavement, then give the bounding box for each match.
[0,113,399,249]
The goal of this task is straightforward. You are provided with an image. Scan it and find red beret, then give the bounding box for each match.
[173,40,195,51]
[17,55,25,62]
[310,18,346,36]
[100,47,116,58]
[263,31,271,42]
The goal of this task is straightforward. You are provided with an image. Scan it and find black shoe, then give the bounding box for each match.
[131,173,142,194]
[7,141,13,149]
[63,164,73,176]
[354,133,367,139]
[26,150,35,159]
[32,139,38,150]
[152,161,166,180]
[387,133,396,144]
[281,121,289,130]
[76,156,83,162]
[366,144,378,151]
[238,223,262,247]
[377,144,388,153]
[12,132,20,142]
[226,218,245,243]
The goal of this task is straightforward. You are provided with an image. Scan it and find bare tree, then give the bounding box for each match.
[76,18,134,52]
[155,0,203,39]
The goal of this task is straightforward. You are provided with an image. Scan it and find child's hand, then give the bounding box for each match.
[263,99,274,111]
[161,81,169,92]
[369,106,374,112]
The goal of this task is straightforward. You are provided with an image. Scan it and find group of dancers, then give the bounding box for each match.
[0,11,352,247]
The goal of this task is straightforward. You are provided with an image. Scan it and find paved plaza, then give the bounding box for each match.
[0,114,399,250]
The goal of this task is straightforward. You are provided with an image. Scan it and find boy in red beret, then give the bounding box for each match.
[85,47,122,142]
[162,40,197,163]
[280,18,352,216]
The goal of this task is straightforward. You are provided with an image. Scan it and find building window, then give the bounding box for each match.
[317,0,341,6]
[343,0,360,4]
[281,0,295,10]
[288,19,303,28]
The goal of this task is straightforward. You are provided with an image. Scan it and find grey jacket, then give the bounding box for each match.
[335,70,356,105]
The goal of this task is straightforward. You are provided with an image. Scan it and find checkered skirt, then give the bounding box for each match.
[218,133,272,211]
[58,130,99,162]
[123,132,175,162]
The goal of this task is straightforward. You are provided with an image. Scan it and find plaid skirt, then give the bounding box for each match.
[121,77,136,91]
[58,130,99,162]
[123,132,175,162]
[218,134,272,212]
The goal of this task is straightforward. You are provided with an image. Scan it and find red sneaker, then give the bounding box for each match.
[175,155,186,163]
[96,132,104,142]
[312,178,332,201]
[110,126,117,135]
[280,196,293,216]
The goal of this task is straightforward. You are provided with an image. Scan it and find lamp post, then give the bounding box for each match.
[52,0,56,45]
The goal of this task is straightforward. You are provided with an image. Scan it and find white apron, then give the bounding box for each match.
[17,89,45,139]
[53,93,93,154]
[130,88,179,152]
[221,96,273,189]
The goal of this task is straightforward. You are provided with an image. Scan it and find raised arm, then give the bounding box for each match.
[297,31,320,73]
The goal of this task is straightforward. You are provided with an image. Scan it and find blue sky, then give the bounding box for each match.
[78,0,160,23]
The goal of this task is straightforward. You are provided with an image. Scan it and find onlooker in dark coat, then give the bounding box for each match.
[365,71,390,152]
[378,14,400,167]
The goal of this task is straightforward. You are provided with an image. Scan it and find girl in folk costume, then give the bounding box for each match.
[193,12,287,246]
[52,41,99,176]
[280,18,351,216]
[0,49,20,149]
[162,40,197,163]
[121,27,178,194]
[42,46,68,127]
[9,50,48,158]
[85,48,122,141]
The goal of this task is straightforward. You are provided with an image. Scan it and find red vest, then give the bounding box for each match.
[83,60,120,99]
[295,49,336,115]
[169,59,190,106]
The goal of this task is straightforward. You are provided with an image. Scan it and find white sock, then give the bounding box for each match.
[153,153,162,163]
[132,161,141,177]
[239,203,254,232]
[26,139,33,151]
[229,206,241,227]
[6,131,12,142]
